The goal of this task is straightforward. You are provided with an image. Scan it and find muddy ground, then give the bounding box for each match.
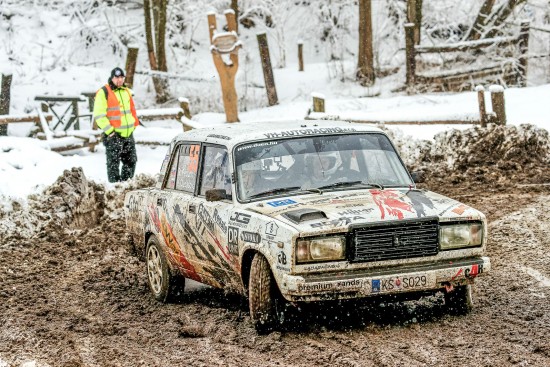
[1,124,550,366]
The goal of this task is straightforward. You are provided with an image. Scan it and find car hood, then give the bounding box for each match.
[247,188,483,232]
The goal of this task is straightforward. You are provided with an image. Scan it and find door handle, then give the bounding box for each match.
[157,198,163,206]
[189,204,196,213]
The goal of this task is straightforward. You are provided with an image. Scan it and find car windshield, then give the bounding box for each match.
[234,133,413,201]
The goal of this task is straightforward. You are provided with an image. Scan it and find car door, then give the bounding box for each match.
[186,144,241,290]
[154,142,203,282]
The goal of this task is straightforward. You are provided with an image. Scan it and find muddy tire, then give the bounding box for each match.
[444,285,473,316]
[146,236,185,303]
[249,253,279,333]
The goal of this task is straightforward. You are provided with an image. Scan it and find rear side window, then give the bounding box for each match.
[199,146,232,197]
[164,143,200,193]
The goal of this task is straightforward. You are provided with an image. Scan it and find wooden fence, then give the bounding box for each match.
[405,21,530,92]
[306,86,507,127]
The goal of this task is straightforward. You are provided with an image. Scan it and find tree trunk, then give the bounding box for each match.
[356,0,375,86]
[231,0,239,33]
[407,0,423,45]
[144,0,169,103]
[484,0,527,39]
[464,0,495,41]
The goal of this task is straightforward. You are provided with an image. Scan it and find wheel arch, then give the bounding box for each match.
[240,249,257,294]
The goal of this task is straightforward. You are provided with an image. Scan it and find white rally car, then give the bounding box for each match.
[124,120,490,332]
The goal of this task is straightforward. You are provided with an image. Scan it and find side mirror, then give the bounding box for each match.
[206,189,229,202]
[411,171,425,184]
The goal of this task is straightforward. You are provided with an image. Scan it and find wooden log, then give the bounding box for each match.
[490,85,506,125]
[0,73,12,135]
[297,41,304,72]
[518,21,530,87]
[476,85,487,128]
[404,23,416,90]
[312,93,325,113]
[0,114,53,125]
[125,47,139,89]
[414,35,517,54]
[257,32,278,106]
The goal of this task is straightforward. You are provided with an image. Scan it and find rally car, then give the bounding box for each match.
[124,120,490,332]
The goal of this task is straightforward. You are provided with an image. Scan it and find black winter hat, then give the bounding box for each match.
[110,67,125,78]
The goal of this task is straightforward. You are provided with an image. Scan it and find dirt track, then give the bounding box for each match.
[2,124,550,366]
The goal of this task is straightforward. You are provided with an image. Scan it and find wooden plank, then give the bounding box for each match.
[305,115,479,125]
[138,113,180,122]
[414,35,517,54]
[34,95,86,102]
[0,115,53,125]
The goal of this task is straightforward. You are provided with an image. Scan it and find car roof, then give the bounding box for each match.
[172,120,385,148]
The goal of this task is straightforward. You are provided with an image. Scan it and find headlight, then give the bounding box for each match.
[440,223,483,250]
[296,236,346,263]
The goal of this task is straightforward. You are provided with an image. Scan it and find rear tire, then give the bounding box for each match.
[249,253,279,333]
[444,285,473,316]
[146,236,185,303]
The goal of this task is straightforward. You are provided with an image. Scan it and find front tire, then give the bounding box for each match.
[249,253,279,333]
[444,284,473,316]
[146,236,185,303]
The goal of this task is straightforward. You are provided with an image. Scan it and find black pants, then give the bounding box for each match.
[104,133,137,183]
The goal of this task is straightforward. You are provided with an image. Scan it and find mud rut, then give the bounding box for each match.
[2,125,550,367]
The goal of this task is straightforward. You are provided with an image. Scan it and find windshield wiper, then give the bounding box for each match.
[315,181,363,190]
[247,186,302,199]
[315,181,385,191]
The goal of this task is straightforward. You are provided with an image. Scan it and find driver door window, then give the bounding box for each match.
[199,146,232,198]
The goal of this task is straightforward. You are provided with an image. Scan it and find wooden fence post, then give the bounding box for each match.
[312,93,325,113]
[125,46,139,89]
[490,85,506,125]
[518,21,530,88]
[404,23,416,91]
[475,85,487,128]
[178,97,192,132]
[0,73,13,136]
[208,10,242,123]
[297,40,304,72]
[257,32,278,106]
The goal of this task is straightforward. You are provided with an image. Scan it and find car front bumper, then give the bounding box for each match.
[281,257,490,302]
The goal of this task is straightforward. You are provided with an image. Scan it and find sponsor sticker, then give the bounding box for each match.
[228,226,239,255]
[372,279,381,293]
[267,199,297,207]
[241,231,261,244]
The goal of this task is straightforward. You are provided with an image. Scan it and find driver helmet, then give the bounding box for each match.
[305,151,342,178]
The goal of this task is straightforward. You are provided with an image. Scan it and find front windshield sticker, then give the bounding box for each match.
[264,127,357,138]
[267,199,297,207]
[237,141,278,151]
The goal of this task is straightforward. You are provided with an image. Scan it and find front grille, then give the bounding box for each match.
[350,217,439,262]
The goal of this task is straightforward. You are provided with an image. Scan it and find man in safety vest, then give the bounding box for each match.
[93,67,139,183]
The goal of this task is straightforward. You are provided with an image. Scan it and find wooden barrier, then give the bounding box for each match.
[306,85,507,126]
[405,22,530,91]
[0,114,53,125]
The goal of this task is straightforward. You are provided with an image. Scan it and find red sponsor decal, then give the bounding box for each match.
[371,190,414,219]
[451,268,463,281]
[159,213,201,282]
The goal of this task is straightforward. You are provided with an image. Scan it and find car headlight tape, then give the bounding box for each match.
[440,223,483,250]
[296,236,345,263]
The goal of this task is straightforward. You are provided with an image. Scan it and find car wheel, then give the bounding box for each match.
[146,236,185,303]
[249,253,280,333]
[444,284,473,316]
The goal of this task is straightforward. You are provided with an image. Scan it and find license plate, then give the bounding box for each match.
[371,273,436,294]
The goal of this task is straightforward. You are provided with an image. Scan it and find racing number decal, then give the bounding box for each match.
[187,144,200,172]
